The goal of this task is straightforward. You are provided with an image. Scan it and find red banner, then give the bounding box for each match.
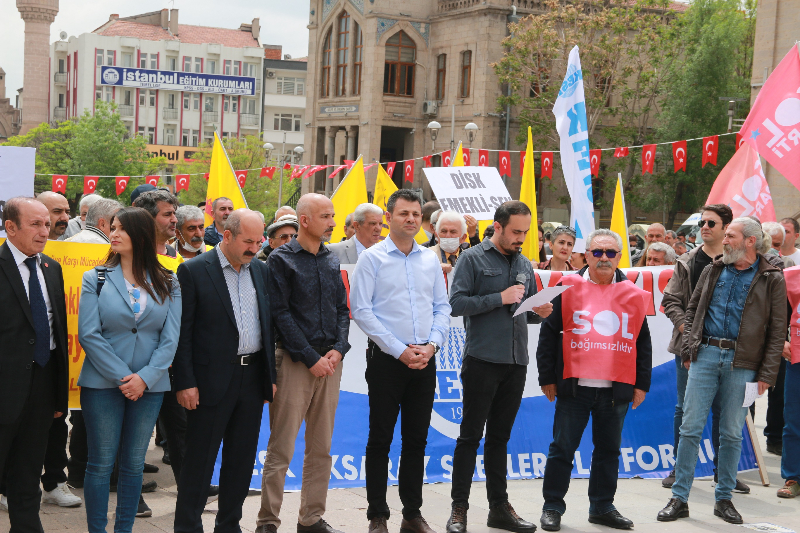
[499,151,511,177]
[589,149,601,177]
[175,174,190,192]
[702,135,718,167]
[463,149,470,166]
[386,162,396,176]
[260,167,275,179]
[642,144,656,175]
[115,176,129,195]
[541,152,553,179]
[672,141,687,173]
[735,133,745,152]
[52,175,67,193]
[785,266,800,364]
[306,165,327,178]
[404,160,415,182]
[84,176,97,194]
[442,150,452,167]
[560,276,649,385]
[478,149,489,167]
[706,143,775,221]
[423,155,432,168]
[145,175,159,187]
[235,170,248,187]
[614,147,629,158]
[329,165,348,179]
[520,151,527,177]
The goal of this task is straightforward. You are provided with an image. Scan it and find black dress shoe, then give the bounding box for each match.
[400,516,435,533]
[446,505,467,533]
[369,517,389,533]
[162,449,171,465]
[297,519,344,533]
[208,485,220,497]
[539,510,561,532]
[713,473,750,494]
[714,500,743,524]
[766,441,783,456]
[487,502,536,532]
[143,462,159,474]
[662,470,676,488]
[657,498,689,521]
[587,510,633,530]
[111,479,156,493]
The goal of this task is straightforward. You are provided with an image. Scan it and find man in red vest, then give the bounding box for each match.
[536,229,652,532]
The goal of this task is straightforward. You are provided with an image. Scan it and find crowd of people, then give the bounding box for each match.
[0,186,797,533]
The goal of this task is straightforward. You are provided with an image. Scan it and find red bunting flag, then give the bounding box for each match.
[329,165,348,179]
[291,166,310,180]
[499,151,511,177]
[84,176,98,194]
[589,149,601,177]
[259,167,275,179]
[283,162,292,170]
[235,170,248,187]
[672,140,687,173]
[404,160,415,182]
[175,174,190,192]
[145,175,159,187]
[478,149,489,167]
[463,149,470,166]
[52,175,67,193]
[520,151,527,177]
[614,147,629,158]
[702,135,718,167]
[204,173,210,181]
[423,155,433,167]
[442,150,452,167]
[386,162,396,176]
[735,133,745,152]
[540,152,553,179]
[306,165,327,178]
[115,176,129,195]
[641,144,656,175]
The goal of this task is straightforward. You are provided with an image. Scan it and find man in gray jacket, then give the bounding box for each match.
[64,199,122,244]
[328,203,383,264]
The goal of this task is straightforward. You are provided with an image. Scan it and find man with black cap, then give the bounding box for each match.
[257,215,298,262]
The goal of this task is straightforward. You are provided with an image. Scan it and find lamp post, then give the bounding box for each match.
[464,122,478,148]
[263,142,274,166]
[427,121,441,152]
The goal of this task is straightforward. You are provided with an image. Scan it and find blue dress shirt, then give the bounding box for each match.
[351,234,451,358]
[703,256,759,340]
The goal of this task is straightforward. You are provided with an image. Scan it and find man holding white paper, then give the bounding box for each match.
[446,201,552,533]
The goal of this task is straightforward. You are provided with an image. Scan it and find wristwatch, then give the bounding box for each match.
[427,341,440,355]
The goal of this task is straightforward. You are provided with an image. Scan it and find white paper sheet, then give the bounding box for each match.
[742,382,762,408]
[513,285,572,317]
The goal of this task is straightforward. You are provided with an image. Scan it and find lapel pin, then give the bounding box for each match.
[44,263,48,267]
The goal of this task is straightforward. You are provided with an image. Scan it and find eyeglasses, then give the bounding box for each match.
[590,249,619,259]
[129,287,141,314]
[276,233,294,241]
[698,219,717,228]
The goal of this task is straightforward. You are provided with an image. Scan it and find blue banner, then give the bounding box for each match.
[100,66,256,96]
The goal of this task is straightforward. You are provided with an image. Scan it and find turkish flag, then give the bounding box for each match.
[175,174,190,192]
[672,140,687,173]
[306,165,327,178]
[293,166,310,180]
[52,175,67,193]
[499,151,511,177]
[386,162,396,177]
[540,152,553,179]
[235,170,248,187]
[204,173,210,181]
[442,150,452,167]
[283,162,292,170]
[478,149,489,167]
[741,44,800,193]
[463,149,470,166]
[84,176,98,194]
[259,167,275,179]
[423,155,433,168]
[706,143,775,222]
[589,149,601,177]
[520,151,527,176]
[641,144,656,175]
[614,147,629,158]
[702,135,718,167]
[329,165,347,179]
[145,175,159,187]
[404,160,415,182]
[115,176,129,195]
[735,133,745,152]
[784,267,800,363]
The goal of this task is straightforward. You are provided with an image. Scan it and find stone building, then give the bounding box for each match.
[0,68,22,140]
[750,0,800,219]
[17,0,59,134]
[263,52,308,163]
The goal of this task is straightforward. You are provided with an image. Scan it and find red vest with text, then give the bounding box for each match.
[784,266,800,364]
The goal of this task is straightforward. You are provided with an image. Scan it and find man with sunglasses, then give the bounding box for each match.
[661,204,751,493]
[258,215,299,262]
[536,229,652,532]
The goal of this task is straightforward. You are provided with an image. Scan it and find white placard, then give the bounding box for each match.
[0,146,36,238]
[513,285,572,317]
[422,166,512,221]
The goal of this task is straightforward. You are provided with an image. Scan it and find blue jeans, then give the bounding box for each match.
[783,361,800,482]
[542,386,629,516]
[81,387,163,533]
[672,345,756,503]
[673,355,723,472]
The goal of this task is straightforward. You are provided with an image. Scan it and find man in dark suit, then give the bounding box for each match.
[0,197,69,533]
[173,209,277,533]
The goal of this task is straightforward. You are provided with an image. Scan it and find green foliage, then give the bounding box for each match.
[3,120,74,195]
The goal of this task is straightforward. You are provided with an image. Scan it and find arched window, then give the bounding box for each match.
[383,31,416,97]
[460,51,472,98]
[436,54,446,100]
[321,29,332,97]
[353,23,363,96]
[336,12,350,96]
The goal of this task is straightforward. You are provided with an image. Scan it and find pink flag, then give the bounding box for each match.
[741,44,800,191]
[706,143,775,222]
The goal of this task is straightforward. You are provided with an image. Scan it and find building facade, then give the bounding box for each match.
[263,56,308,164]
[0,68,22,140]
[17,0,59,134]
[49,9,265,148]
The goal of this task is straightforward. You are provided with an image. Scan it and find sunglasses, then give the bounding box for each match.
[590,249,619,259]
[129,287,141,314]
[276,233,294,240]
[698,219,717,228]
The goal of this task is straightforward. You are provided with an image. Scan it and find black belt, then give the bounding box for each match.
[231,352,259,365]
[702,336,737,350]
[310,345,335,356]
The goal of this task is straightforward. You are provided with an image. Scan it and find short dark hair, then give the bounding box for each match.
[494,201,531,228]
[781,217,800,234]
[421,200,441,222]
[133,190,179,218]
[700,204,733,226]
[387,189,422,214]
[212,197,232,210]
[2,196,36,227]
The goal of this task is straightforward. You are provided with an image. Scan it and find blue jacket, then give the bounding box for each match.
[204,224,223,247]
[77,266,182,392]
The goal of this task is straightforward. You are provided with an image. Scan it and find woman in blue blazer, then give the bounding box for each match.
[78,207,181,533]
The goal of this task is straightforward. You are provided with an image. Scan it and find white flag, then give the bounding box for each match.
[552,46,595,253]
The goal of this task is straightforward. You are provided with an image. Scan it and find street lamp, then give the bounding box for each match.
[427,121,441,151]
[293,145,305,163]
[263,142,274,166]
[464,122,478,147]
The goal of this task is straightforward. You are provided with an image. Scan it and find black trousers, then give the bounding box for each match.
[67,410,88,484]
[765,357,786,445]
[174,362,265,533]
[40,412,69,492]
[160,389,188,486]
[451,357,527,510]
[0,358,56,533]
[365,343,436,521]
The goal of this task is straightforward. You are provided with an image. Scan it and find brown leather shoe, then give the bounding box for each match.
[401,516,435,533]
[369,517,389,533]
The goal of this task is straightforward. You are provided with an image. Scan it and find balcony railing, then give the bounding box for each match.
[54,72,67,85]
[256,79,262,93]
[240,113,259,127]
[203,111,219,123]
[53,107,66,121]
[162,107,179,120]
[118,104,134,117]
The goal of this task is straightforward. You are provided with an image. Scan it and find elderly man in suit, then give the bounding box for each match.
[328,203,383,264]
[65,199,122,244]
[0,197,70,533]
[173,209,277,533]
[429,211,469,275]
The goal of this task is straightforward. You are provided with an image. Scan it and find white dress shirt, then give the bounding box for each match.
[354,236,367,257]
[6,239,56,349]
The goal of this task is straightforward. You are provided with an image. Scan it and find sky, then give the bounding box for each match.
[0,0,310,98]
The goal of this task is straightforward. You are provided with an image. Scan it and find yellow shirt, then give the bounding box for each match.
[158,252,185,273]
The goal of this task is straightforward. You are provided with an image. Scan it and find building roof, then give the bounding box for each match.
[94,19,260,48]
[264,59,307,71]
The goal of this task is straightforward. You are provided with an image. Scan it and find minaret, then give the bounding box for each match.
[16,0,59,134]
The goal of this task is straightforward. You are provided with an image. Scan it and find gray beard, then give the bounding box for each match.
[722,244,746,264]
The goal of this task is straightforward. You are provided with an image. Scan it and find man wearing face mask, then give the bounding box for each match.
[430,211,469,275]
[175,206,213,259]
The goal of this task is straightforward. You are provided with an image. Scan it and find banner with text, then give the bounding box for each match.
[0,146,35,238]
[101,66,256,96]
[422,166,512,220]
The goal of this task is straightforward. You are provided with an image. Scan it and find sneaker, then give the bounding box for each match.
[42,483,83,508]
[136,495,152,518]
[0,495,7,512]
[777,480,800,498]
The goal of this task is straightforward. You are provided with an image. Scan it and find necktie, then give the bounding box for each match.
[24,257,51,367]
[448,253,457,267]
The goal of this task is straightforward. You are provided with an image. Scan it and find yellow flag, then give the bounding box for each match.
[610,173,632,268]
[519,127,540,262]
[373,164,397,239]
[205,131,247,227]
[452,141,465,167]
[330,156,368,243]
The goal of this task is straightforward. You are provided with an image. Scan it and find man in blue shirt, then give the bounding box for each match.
[352,189,451,533]
[203,197,234,247]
